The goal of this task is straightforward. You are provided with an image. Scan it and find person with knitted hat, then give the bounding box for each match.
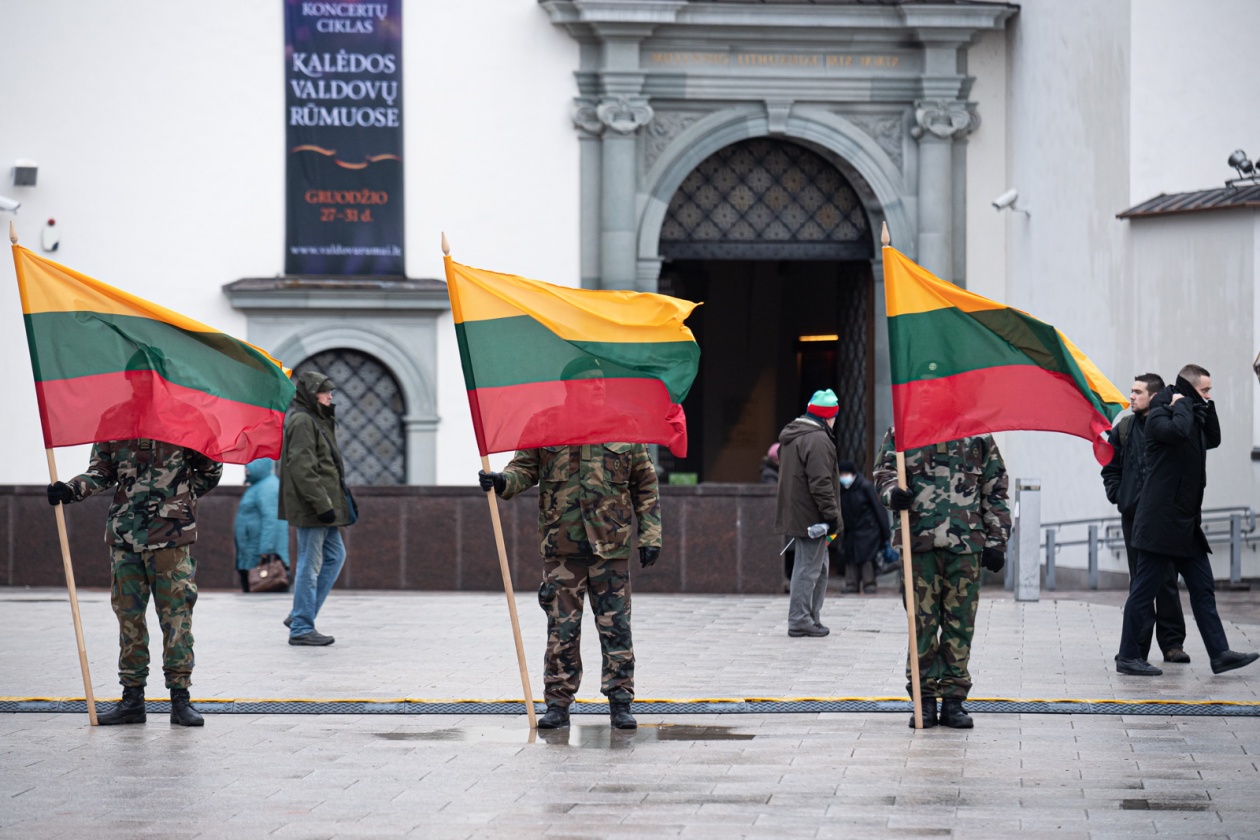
[774,389,842,637]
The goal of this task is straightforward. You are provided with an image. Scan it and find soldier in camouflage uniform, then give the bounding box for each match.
[48,439,222,727]
[479,442,661,731]
[873,429,1009,729]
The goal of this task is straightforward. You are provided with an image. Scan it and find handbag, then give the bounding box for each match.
[248,554,289,593]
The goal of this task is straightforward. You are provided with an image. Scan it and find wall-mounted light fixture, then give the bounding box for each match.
[11,159,37,187]
[1226,149,1259,188]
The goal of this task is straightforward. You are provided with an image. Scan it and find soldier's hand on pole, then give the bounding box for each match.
[981,547,1005,573]
[639,546,660,568]
[46,482,73,506]
[478,470,506,494]
[888,487,914,511]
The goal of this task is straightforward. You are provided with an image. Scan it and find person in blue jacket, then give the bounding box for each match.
[234,458,289,592]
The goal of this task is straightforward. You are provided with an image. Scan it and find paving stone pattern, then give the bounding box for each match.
[2,587,1260,838]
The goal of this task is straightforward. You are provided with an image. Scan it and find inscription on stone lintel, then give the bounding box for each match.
[647,51,905,70]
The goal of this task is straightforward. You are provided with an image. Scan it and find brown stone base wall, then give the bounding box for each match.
[0,484,786,593]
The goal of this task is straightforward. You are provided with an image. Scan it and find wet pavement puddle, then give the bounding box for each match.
[375,723,756,748]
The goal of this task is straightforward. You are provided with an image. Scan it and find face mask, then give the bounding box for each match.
[839,474,855,488]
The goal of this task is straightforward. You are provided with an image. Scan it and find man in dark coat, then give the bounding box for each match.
[838,460,892,594]
[1117,364,1258,676]
[280,371,354,647]
[1101,373,1188,662]
[775,389,842,637]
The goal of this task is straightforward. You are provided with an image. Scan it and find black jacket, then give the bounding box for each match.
[840,473,891,564]
[1130,380,1221,557]
[1100,412,1148,516]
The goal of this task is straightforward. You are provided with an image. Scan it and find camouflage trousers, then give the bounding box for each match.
[109,546,197,690]
[539,555,634,706]
[900,548,980,700]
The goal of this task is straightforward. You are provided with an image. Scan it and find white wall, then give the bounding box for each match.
[0,1,578,485]
[1001,0,1133,562]
[1130,0,1260,203]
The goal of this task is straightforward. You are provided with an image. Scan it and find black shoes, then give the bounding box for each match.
[909,698,938,729]
[788,625,829,637]
[1116,657,1163,676]
[97,685,146,726]
[1163,648,1191,663]
[283,615,292,629]
[537,705,570,729]
[939,698,973,729]
[289,630,335,646]
[610,701,638,730]
[169,688,204,727]
[1210,650,1260,675]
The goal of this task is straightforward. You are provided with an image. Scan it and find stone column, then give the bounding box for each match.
[597,95,653,290]
[912,100,977,282]
[573,101,604,289]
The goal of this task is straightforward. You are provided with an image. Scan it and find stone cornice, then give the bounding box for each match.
[223,277,450,311]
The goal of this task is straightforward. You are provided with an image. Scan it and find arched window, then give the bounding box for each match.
[293,349,406,485]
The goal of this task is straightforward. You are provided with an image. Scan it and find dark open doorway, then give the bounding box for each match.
[659,259,874,483]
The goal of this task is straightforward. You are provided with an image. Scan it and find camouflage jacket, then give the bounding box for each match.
[499,443,661,560]
[68,439,223,551]
[872,429,1010,555]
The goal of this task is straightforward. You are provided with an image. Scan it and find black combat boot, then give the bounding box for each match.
[908,697,938,729]
[609,701,637,730]
[97,685,146,726]
[169,688,204,727]
[537,704,570,730]
[939,698,974,729]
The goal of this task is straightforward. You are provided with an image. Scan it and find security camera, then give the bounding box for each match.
[0,195,19,213]
[992,189,1019,211]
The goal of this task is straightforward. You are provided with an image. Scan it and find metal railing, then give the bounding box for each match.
[1039,507,1256,590]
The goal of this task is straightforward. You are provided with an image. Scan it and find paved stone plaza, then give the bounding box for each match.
[3,586,1260,838]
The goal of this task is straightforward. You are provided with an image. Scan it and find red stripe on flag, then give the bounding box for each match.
[892,365,1115,465]
[36,371,286,463]
[470,377,688,457]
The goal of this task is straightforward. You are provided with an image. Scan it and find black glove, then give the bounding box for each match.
[1192,401,1208,423]
[46,482,74,506]
[478,470,506,494]
[639,546,660,568]
[981,547,1005,573]
[317,509,337,525]
[828,519,841,536]
[888,487,914,511]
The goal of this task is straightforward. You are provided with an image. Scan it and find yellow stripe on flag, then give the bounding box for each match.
[445,258,697,344]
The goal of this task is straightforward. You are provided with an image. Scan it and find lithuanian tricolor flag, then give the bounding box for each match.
[13,245,295,463]
[884,246,1127,465]
[444,258,699,457]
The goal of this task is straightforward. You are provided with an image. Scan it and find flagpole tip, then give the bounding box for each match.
[8,220,16,245]
[441,231,450,256]
[880,221,890,247]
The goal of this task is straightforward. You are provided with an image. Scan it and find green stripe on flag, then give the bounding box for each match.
[25,311,293,411]
[455,316,699,404]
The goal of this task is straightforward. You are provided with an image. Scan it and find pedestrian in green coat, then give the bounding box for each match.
[279,371,352,646]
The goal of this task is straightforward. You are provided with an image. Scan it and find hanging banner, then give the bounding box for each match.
[284,0,404,276]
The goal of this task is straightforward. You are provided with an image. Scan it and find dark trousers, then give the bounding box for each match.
[1119,549,1229,661]
[1120,512,1186,658]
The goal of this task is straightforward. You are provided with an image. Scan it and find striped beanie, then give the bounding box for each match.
[807,388,839,419]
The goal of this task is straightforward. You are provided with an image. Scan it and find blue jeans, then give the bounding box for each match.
[289,526,346,637]
[1119,549,1229,661]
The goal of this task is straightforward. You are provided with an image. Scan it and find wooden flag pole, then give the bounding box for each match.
[443,232,538,729]
[12,222,99,726]
[882,221,924,731]
[45,451,99,727]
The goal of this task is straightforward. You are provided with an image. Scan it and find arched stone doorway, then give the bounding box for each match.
[656,138,875,482]
[293,349,406,486]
